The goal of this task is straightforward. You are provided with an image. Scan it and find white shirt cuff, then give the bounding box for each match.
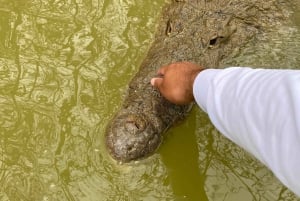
[193,69,221,112]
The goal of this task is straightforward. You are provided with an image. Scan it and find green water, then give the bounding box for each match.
[0,0,300,201]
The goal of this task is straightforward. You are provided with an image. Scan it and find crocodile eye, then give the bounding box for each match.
[209,36,224,46]
[209,38,218,46]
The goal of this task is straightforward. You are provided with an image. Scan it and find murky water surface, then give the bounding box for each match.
[0,0,300,200]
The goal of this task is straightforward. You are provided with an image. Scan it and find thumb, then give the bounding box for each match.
[151,77,163,89]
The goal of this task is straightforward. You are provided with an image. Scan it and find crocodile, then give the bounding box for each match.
[105,0,290,162]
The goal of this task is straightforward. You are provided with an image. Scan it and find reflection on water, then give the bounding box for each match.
[0,0,172,200]
[0,0,300,201]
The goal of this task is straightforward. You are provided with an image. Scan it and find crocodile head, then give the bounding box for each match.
[104,0,269,162]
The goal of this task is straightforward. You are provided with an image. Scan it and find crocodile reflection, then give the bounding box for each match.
[105,0,289,162]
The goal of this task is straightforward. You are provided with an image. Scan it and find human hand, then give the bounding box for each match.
[151,62,204,105]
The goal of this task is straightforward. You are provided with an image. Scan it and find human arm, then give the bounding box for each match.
[194,67,300,196]
[151,62,300,196]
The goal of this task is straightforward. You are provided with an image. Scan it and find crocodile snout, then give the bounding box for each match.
[105,113,161,162]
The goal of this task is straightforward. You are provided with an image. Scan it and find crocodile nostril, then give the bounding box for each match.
[134,122,140,129]
[124,114,146,133]
[125,120,139,130]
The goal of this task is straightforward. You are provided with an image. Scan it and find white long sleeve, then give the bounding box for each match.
[193,67,300,197]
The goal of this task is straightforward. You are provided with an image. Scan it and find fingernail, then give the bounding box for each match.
[150,78,156,86]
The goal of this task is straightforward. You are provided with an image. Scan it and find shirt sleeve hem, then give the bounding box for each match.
[193,69,222,112]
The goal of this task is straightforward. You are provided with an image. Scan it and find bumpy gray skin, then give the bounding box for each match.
[106,0,289,162]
